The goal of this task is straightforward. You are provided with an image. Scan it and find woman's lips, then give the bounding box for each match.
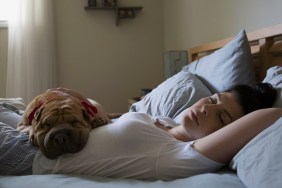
[191,110,199,126]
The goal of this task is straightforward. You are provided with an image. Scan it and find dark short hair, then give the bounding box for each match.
[227,83,277,115]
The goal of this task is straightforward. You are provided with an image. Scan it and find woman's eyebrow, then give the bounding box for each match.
[217,93,233,122]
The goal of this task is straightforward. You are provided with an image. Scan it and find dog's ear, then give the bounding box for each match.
[82,109,99,129]
[90,118,109,129]
[82,109,91,122]
[82,111,106,129]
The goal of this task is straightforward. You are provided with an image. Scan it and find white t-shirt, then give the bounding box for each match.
[33,112,224,180]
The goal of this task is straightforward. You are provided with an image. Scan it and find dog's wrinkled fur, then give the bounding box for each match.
[17,87,111,159]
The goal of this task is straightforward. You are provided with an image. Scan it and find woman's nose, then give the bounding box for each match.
[201,104,215,116]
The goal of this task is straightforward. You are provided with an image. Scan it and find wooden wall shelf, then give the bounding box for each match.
[85,0,143,26]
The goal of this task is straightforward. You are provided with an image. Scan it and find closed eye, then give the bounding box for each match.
[209,97,215,104]
[68,118,80,125]
[40,124,50,131]
[218,113,224,125]
[210,97,226,125]
[72,120,81,125]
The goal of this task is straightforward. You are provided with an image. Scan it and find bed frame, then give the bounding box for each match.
[188,24,282,82]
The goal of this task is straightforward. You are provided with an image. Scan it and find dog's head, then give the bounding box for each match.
[19,90,111,159]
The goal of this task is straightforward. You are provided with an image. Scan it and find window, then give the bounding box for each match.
[0,0,14,27]
[0,0,9,20]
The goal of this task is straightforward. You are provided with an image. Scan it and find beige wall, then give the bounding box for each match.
[0,27,8,97]
[54,0,164,113]
[163,0,282,52]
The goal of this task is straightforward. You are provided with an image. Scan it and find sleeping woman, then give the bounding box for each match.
[0,83,281,180]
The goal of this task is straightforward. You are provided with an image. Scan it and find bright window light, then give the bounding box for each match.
[0,0,14,21]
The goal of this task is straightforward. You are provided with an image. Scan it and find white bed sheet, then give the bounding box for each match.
[0,168,245,188]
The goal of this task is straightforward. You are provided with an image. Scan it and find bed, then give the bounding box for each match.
[1,24,282,188]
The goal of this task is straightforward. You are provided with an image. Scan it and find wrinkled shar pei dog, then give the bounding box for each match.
[17,87,111,159]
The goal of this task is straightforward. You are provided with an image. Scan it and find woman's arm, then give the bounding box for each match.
[193,108,282,164]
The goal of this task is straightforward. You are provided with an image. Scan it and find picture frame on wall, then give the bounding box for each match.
[164,51,188,79]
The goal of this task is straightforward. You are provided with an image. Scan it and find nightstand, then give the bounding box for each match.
[128,96,142,109]
[128,89,152,109]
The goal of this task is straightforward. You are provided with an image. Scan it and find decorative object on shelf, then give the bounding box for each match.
[118,8,134,18]
[84,0,143,26]
[88,0,96,7]
[104,0,116,7]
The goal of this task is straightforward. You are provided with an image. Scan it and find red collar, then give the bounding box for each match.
[28,103,43,124]
[81,101,97,117]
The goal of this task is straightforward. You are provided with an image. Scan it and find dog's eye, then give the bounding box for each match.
[43,124,50,130]
[71,120,81,127]
[72,120,79,124]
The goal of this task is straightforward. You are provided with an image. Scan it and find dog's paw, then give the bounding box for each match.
[29,134,35,145]
[17,124,31,132]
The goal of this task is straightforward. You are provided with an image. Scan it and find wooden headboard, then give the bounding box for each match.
[188,24,282,82]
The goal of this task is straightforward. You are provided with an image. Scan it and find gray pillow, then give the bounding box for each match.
[0,106,22,129]
[0,98,26,111]
[184,30,256,93]
[262,66,282,107]
[129,71,212,120]
[229,117,282,188]
[0,98,25,128]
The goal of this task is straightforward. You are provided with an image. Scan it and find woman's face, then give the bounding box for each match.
[181,92,244,139]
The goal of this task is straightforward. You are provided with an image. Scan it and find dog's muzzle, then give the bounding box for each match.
[43,124,88,159]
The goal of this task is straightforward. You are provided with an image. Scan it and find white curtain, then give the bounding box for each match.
[6,0,57,103]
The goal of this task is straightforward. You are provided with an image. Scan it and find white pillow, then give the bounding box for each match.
[184,30,256,93]
[129,71,212,121]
